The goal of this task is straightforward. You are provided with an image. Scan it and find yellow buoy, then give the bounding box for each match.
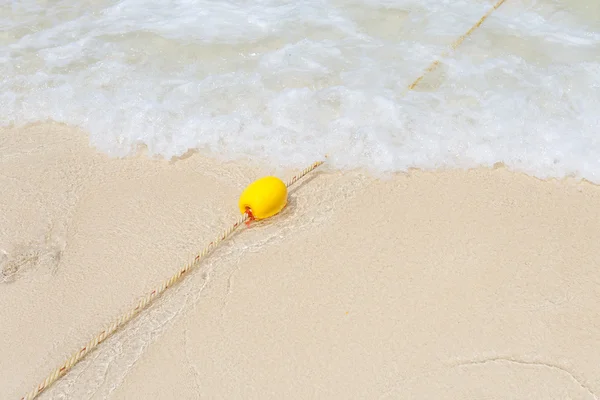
[238,176,288,220]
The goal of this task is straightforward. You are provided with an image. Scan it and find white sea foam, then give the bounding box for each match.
[2,0,599,180]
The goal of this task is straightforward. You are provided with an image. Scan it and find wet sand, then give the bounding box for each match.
[1,122,599,399]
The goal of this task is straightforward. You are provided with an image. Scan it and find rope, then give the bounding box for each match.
[21,0,507,396]
[284,161,325,188]
[21,160,324,400]
[407,0,507,91]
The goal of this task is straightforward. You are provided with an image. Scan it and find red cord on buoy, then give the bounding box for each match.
[245,206,255,227]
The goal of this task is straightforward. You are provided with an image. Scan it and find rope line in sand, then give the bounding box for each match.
[407,0,507,91]
[22,161,324,400]
[23,1,507,397]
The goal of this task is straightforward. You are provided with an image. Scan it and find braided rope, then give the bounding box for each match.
[22,160,324,400]
[285,161,325,188]
[407,0,507,91]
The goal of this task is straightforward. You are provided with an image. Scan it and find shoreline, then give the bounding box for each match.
[1,122,600,399]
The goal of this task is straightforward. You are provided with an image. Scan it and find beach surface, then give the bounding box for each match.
[1,122,599,399]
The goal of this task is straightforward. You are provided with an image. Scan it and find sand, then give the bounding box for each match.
[1,122,599,399]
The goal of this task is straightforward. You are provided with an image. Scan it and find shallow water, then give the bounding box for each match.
[2,0,600,180]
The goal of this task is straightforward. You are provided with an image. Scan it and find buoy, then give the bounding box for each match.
[239,176,288,221]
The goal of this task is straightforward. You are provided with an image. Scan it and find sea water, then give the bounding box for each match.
[2,0,599,181]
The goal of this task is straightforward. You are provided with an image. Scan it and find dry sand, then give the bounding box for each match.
[1,122,599,399]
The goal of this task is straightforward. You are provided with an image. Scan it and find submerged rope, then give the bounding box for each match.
[22,1,507,397]
[407,0,507,91]
[22,161,324,400]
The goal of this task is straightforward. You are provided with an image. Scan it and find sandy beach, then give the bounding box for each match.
[1,122,600,399]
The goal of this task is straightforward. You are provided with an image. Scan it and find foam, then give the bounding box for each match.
[2,0,600,181]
